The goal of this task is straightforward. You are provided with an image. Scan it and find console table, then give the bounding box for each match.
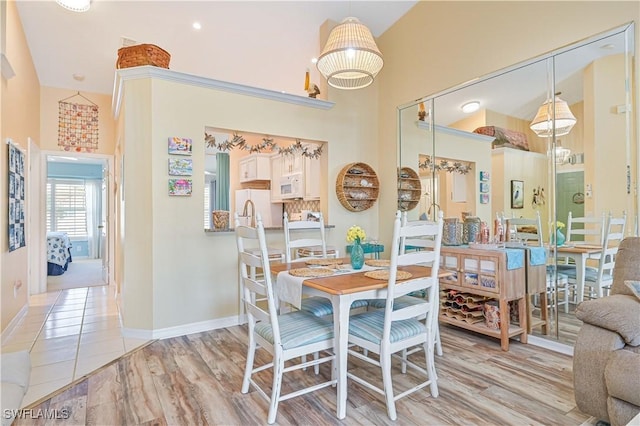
[439,245,527,351]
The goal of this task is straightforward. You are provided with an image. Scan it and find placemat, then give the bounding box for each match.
[364,270,412,280]
[305,258,343,266]
[289,268,334,278]
[365,259,390,267]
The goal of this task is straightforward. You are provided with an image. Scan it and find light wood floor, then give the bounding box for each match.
[19,324,590,425]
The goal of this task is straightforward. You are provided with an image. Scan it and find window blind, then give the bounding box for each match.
[46,179,88,238]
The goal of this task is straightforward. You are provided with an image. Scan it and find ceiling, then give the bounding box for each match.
[16,2,631,129]
[16,0,417,96]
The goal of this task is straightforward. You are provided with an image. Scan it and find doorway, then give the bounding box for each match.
[43,153,113,291]
[557,171,585,241]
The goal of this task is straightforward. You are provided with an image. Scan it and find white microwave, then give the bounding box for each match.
[280,173,304,199]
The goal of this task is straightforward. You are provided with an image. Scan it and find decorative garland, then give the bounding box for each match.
[419,156,471,174]
[204,132,323,159]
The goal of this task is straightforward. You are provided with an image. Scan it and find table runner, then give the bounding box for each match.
[276,265,379,309]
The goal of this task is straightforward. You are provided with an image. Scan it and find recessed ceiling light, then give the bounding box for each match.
[72,73,85,81]
[192,22,202,30]
[600,43,615,50]
[311,58,318,64]
[461,101,480,114]
[55,0,90,12]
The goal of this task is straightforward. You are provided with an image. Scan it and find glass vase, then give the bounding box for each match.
[555,229,566,246]
[350,239,365,270]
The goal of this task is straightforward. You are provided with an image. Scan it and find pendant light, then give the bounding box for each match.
[56,0,91,12]
[316,17,384,90]
[529,95,577,137]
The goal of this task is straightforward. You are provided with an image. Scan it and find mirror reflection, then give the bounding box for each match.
[398,23,636,347]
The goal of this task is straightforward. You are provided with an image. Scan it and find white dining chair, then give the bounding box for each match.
[346,210,443,421]
[557,213,626,299]
[235,214,336,424]
[283,211,359,317]
[369,211,444,356]
[566,211,606,245]
[505,212,543,246]
[283,212,339,262]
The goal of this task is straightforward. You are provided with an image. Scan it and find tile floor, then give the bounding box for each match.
[1,285,149,407]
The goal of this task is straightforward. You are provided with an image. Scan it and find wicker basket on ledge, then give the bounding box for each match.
[116,44,171,69]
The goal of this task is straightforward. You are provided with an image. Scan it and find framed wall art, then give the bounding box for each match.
[511,180,524,209]
[168,137,192,155]
[168,158,193,176]
[8,141,26,251]
[169,179,192,196]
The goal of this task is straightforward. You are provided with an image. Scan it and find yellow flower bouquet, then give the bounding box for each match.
[346,225,366,244]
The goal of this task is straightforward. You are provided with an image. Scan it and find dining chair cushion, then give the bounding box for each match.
[255,311,334,350]
[300,297,333,317]
[296,246,338,257]
[300,297,368,317]
[348,310,426,344]
[366,295,427,310]
[556,264,611,283]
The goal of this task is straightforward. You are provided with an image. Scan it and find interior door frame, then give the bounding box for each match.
[40,151,116,290]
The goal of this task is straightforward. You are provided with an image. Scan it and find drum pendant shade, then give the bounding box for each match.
[316,17,384,90]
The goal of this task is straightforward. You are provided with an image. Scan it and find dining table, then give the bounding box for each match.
[269,257,445,420]
[549,243,603,303]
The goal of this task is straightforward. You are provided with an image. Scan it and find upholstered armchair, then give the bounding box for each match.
[573,237,640,426]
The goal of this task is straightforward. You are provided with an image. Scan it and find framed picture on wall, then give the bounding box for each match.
[480,182,489,193]
[168,137,192,155]
[480,171,490,181]
[511,180,524,209]
[480,193,490,204]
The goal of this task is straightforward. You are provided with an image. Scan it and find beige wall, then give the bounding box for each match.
[40,86,116,155]
[117,72,379,332]
[377,0,639,245]
[1,0,40,333]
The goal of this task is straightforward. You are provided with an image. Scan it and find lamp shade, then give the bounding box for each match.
[529,97,577,137]
[316,17,384,90]
[56,0,91,12]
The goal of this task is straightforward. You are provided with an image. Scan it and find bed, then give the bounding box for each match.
[47,232,72,276]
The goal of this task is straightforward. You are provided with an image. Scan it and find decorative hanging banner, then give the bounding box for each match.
[8,141,26,251]
[58,92,99,152]
[205,132,323,159]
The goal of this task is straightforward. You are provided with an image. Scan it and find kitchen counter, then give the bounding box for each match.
[205,224,335,233]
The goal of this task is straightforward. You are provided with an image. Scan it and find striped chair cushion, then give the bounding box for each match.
[297,246,338,257]
[301,297,368,317]
[367,295,427,310]
[348,310,426,344]
[556,264,611,282]
[255,311,334,350]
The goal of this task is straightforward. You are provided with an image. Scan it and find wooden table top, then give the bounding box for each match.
[270,257,447,296]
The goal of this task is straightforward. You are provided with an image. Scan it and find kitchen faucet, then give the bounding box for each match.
[242,199,256,227]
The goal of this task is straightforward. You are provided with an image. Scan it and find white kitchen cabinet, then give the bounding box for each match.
[239,154,271,182]
[304,156,321,200]
[281,152,304,175]
[270,154,283,202]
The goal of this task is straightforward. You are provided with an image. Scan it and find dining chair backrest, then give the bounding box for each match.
[505,211,543,246]
[399,211,440,254]
[383,210,443,334]
[566,211,606,244]
[588,213,626,297]
[283,211,327,262]
[235,214,281,345]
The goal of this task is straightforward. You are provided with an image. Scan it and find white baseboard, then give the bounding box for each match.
[1,304,29,345]
[121,315,242,340]
[527,334,574,356]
